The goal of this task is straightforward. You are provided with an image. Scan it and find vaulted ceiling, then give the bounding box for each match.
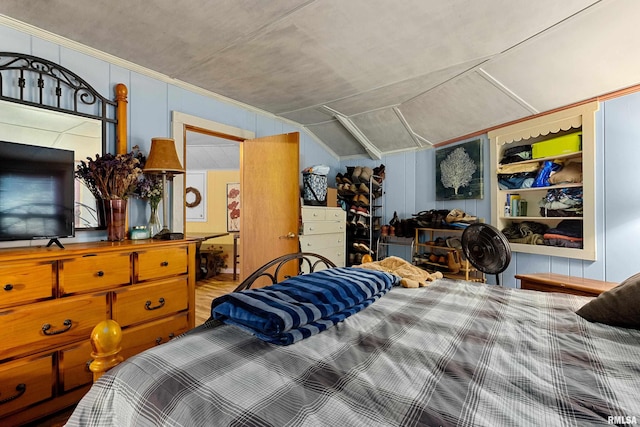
[2,0,640,163]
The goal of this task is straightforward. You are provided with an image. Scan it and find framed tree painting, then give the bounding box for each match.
[435,139,483,200]
[226,183,240,232]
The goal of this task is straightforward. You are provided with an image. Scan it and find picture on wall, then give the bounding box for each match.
[435,139,483,200]
[226,183,240,232]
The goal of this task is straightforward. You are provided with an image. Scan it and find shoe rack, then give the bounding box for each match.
[336,165,384,266]
[413,227,485,282]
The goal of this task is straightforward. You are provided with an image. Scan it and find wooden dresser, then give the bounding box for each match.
[516,273,618,297]
[0,239,196,425]
[299,206,346,268]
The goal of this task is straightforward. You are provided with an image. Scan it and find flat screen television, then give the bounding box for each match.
[0,140,75,246]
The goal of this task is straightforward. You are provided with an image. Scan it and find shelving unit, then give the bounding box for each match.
[376,235,414,261]
[413,227,484,282]
[488,102,599,261]
[338,172,383,266]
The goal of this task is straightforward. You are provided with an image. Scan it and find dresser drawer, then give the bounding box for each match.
[136,246,188,282]
[0,354,54,417]
[60,252,131,295]
[0,261,55,308]
[120,312,190,360]
[302,221,345,235]
[301,207,327,221]
[0,294,108,360]
[112,277,189,327]
[59,340,93,392]
[300,233,345,250]
[301,207,345,222]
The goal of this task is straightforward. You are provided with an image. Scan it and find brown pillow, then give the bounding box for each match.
[576,273,640,329]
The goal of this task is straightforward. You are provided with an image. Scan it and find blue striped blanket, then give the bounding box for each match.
[211,267,399,345]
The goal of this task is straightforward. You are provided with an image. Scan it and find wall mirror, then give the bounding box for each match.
[0,52,122,230]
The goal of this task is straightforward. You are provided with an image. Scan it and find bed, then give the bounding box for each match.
[67,253,640,426]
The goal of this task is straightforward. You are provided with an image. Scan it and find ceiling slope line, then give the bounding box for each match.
[323,105,381,160]
[393,107,426,148]
[476,68,539,114]
[277,56,497,119]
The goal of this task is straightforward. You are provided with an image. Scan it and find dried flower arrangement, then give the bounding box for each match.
[75,146,144,200]
[132,152,163,208]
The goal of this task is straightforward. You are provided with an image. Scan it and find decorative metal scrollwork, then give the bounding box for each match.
[42,319,72,335]
[0,383,26,405]
[145,297,165,311]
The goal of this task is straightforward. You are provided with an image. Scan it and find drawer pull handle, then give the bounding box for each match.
[3,284,13,291]
[161,261,169,267]
[0,383,26,405]
[97,271,105,277]
[145,297,166,310]
[42,319,72,335]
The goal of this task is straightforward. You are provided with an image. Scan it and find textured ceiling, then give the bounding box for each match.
[2,0,640,166]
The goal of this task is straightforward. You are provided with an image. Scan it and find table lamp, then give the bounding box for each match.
[143,137,185,239]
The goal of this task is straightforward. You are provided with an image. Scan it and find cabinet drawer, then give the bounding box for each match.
[59,340,93,392]
[0,354,54,417]
[302,221,345,235]
[60,252,131,295]
[301,207,326,221]
[136,247,188,282]
[120,312,190,360]
[0,261,55,308]
[324,208,345,221]
[112,277,189,327]
[300,233,345,251]
[0,293,108,360]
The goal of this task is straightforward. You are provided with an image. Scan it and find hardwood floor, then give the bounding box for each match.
[25,273,239,427]
[194,272,240,325]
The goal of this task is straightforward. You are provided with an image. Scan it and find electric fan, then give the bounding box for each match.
[461,223,512,286]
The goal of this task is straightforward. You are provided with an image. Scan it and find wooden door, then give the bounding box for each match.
[240,132,300,283]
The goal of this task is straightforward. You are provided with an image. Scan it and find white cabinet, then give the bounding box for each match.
[299,206,346,268]
[488,101,599,260]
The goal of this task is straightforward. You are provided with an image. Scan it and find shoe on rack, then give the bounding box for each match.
[373,164,385,179]
[357,194,370,206]
[381,225,389,236]
[358,182,369,194]
[345,167,355,184]
[447,251,461,274]
[359,166,374,182]
[356,206,370,217]
[349,204,357,214]
[351,166,362,184]
[356,215,368,228]
[336,173,344,184]
[372,217,381,230]
[389,225,395,236]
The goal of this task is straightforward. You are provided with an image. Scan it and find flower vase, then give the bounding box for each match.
[104,199,127,241]
[148,200,162,237]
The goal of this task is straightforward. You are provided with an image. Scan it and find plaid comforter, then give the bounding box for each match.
[66,279,640,427]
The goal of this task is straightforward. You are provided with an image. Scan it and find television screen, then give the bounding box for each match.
[0,141,75,242]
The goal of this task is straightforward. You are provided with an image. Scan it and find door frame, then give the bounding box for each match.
[171,111,255,233]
